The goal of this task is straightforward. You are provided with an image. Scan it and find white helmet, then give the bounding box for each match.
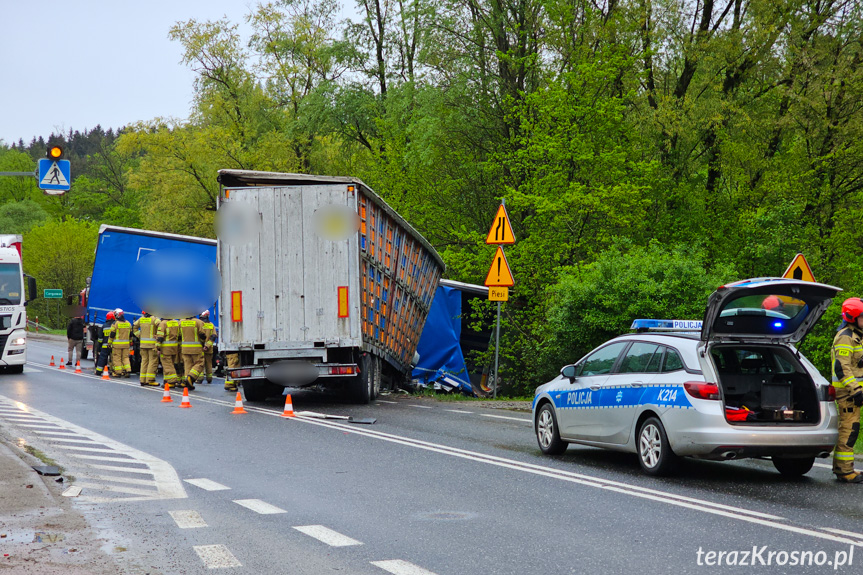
[115,308,123,315]
[201,309,210,317]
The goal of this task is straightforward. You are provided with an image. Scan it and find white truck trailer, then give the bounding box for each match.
[216,171,445,403]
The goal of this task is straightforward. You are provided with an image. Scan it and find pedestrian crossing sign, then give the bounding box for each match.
[37,158,71,193]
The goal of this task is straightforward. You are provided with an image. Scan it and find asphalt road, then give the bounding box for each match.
[1,339,862,574]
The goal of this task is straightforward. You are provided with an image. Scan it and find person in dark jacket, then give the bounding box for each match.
[94,312,115,376]
[66,315,86,365]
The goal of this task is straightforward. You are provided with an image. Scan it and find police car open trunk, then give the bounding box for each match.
[700,278,841,425]
[216,171,444,404]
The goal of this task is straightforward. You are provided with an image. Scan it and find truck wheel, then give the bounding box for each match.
[4,365,24,374]
[371,355,381,400]
[353,354,374,404]
[243,379,271,402]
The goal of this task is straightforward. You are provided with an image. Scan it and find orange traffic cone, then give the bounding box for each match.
[179,387,192,408]
[280,394,295,418]
[58,358,66,370]
[101,369,111,380]
[74,361,82,374]
[231,392,247,414]
[49,355,55,367]
[161,383,173,403]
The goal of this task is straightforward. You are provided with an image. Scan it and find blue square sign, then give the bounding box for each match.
[37,158,71,193]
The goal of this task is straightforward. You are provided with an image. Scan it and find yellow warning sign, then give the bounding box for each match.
[782,253,816,283]
[485,204,515,245]
[489,287,509,301]
[485,246,514,287]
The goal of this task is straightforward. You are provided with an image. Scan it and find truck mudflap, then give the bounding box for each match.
[229,362,359,386]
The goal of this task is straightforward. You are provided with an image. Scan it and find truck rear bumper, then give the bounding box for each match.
[229,362,359,386]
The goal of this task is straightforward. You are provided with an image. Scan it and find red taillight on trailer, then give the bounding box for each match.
[683,381,721,400]
[337,286,349,318]
[232,369,251,378]
[231,291,243,322]
[827,384,836,401]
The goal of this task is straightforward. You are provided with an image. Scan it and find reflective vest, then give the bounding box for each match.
[100,319,115,346]
[110,320,132,347]
[831,324,863,392]
[201,321,217,353]
[180,318,205,353]
[134,316,160,349]
[157,319,181,353]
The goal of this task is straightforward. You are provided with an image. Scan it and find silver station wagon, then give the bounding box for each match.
[533,278,841,476]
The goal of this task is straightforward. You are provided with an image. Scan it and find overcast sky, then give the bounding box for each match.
[0,1,265,145]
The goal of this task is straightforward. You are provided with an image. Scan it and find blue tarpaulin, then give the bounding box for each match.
[412,285,472,393]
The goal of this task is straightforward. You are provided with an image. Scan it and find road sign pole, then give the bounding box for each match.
[493,301,501,399]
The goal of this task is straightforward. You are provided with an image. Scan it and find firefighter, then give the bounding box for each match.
[156,317,181,388]
[94,311,115,376]
[197,310,217,384]
[109,309,132,377]
[180,315,208,389]
[224,352,240,392]
[830,297,863,483]
[133,310,160,386]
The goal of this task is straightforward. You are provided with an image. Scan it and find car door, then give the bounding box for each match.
[597,342,661,444]
[558,341,629,440]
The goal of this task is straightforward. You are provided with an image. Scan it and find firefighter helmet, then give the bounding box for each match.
[841,298,863,323]
[201,309,209,318]
[106,312,115,320]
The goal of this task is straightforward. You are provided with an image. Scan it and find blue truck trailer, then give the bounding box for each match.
[85,226,219,372]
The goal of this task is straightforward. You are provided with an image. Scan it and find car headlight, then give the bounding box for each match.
[11,337,25,346]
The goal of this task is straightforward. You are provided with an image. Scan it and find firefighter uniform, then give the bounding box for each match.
[831,320,863,481]
[157,318,181,388]
[225,352,240,391]
[198,312,217,384]
[109,311,132,377]
[180,317,207,389]
[94,314,115,376]
[133,312,161,386]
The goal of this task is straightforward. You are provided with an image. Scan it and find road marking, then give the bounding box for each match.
[185,478,230,491]
[170,510,208,529]
[89,464,158,475]
[70,453,145,463]
[376,400,397,404]
[372,560,438,575]
[38,436,101,444]
[233,499,286,514]
[23,366,42,373]
[479,413,531,424]
[2,414,41,420]
[408,405,433,409]
[813,462,833,469]
[57,444,129,453]
[821,527,863,540]
[74,482,160,497]
[446,409,473,414]
[33,430,80,436]
[16,423,63,429]
[293,525,362,547]
[92,474,159,487]
[194,544,242,568]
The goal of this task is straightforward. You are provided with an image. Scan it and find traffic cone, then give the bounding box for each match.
[280,394,295,418]
[74,361,82,374]
[101,369,111,380]
[231,392,247,414]
[179,387,192,408]
[58,358,66,370]
[49,355,55,367]
[161,383,173,403]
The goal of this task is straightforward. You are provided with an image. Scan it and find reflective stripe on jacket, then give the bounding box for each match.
[110,321,132,347]
[157,319,181,350]
[180,318,205,352]
[134,316,160,349]
[831,324,863,392]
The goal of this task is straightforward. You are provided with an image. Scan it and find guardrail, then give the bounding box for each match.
[27,320,52,332]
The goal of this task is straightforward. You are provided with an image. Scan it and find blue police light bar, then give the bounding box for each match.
[630,319,703,331]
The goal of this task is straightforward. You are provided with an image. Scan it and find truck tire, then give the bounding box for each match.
[5,365,24,374]
[243,379,273,402]
[353,354,374,404]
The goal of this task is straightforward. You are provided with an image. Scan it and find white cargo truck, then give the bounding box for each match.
[216,171,445,403]
[0,235,37,373]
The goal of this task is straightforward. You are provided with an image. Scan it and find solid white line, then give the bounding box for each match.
[194,544,242,568]
[233,499,286,514]
[184,478,230,491]
[446,409,473,414]
[821,527,863,540]
[293,525,362,547]
[372,560,438,575]
[479,413,531,423]
[408,405,433,409]
[170,510,208,529]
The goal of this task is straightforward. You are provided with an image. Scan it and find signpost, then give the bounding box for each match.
[37,159,71,194]
[484,201,516,398]
[782,253,815,282]
[43,289,63,299]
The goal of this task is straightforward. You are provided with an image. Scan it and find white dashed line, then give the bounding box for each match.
[446,410,473,414]
[479,413,531,424]
[194,544,242,568]
[813,462,833,469]
[293,525,362,547]
[233,499,286,515]
[408,405,433,409]
[170,510,208,529]
[184,478,231,491]
[371,559,438,575]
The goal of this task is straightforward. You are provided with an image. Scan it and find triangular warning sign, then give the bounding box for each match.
[485,204,515,245]
[40,161,69,187]
[484,246,514,287]
[782,253,815,282]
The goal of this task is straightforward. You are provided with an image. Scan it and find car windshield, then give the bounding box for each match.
[0,263,22,305]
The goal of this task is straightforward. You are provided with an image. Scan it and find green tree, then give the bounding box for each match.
[0,200,49,234]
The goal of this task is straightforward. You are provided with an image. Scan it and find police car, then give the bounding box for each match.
[533,278,841,476]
